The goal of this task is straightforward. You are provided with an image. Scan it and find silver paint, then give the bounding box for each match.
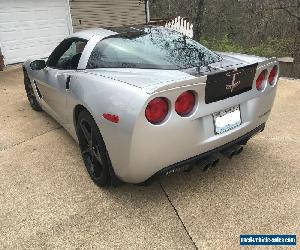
[24,28,279,183]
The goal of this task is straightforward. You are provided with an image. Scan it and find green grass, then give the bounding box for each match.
[200,35,293,58]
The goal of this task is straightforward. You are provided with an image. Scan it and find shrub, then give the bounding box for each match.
[200,35,293,58]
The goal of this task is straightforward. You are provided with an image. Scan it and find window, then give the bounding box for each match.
[87,27,222,70]
[47,38,87,70]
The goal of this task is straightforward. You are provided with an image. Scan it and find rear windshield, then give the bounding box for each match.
[86,27,222,70]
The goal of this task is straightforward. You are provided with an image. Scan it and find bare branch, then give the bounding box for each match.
[276,0,300,21]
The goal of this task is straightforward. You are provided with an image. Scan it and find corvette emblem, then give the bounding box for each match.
[226,69,241,92]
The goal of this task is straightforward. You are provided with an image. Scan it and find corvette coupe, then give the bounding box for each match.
[23,26,279,186]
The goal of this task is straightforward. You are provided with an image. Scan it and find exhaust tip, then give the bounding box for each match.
[203,163,211,172]
[184,164,193,172]
[202,154,220,171]
[235,146,243,155]
[212,158,220,167]
[221,145,244,158]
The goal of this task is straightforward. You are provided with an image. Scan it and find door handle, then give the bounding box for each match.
[66,75,71,90]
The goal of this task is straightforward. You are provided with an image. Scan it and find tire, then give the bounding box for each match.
[76,110,111,187]
[23,67,42,112]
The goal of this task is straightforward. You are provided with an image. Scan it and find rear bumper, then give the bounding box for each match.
[151,123,265,180]
[114,87,276,183]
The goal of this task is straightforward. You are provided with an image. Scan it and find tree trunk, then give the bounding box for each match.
[292,20,300,78]
[294,21,300,64]
[193,0,205,41]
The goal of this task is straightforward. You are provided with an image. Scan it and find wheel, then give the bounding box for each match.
[23,67,42,111]
[76,110,111,187]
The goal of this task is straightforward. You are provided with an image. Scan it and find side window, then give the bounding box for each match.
[47,39,87,70]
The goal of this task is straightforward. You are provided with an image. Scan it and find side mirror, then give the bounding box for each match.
[30,60,46,70]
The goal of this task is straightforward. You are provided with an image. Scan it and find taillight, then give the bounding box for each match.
[256,70,267,91]
[145,97,169,124]
[175,90,196,116]
[268,66,278,86]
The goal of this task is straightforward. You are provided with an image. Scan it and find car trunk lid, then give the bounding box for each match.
[84,53,262,96]
[84,68,199,94]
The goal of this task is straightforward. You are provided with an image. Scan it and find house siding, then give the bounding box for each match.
[70,0,146,31]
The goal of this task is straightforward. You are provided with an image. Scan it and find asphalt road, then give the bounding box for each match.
[0,67,299,249]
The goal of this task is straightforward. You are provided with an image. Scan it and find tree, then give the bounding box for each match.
[276,0,300,63]
[193,0,205,41]
[150,0,206,41]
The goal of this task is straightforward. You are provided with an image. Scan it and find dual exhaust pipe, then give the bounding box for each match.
[202,145,244,171]
[144,144,246,186]
[220,145,243,159]
[167,144,245,176]
[203,154,220,171]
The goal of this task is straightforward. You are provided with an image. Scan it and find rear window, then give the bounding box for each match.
[86,27,222,70]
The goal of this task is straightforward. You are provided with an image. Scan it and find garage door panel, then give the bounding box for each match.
[0,19,68,30]
[0,0,71,64]
[0,29,66,48]
[6,40,59,60]
[1,36,64,63]
[2,35,63,49]
[1,0,67,9]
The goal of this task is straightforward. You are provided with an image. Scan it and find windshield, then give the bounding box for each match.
[87,26,222,70]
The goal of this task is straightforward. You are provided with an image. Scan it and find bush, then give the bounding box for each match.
[200,35,293,58]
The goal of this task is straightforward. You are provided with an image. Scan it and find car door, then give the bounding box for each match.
[32,38,87,124]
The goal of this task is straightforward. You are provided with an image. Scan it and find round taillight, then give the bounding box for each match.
[268,66,278,86]
[145,97,169,124]
[256,70,267,91]
[175,91,196,116]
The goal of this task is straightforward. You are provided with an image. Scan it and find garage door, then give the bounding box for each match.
[0,0,72,65]
[70,0,146,32]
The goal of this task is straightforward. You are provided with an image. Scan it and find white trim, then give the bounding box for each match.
[165,16,194,38]
[77,35,102,70]
[65,0,73,34]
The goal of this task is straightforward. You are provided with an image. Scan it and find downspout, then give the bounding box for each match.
[145,0,150,23]
[0,47,4,71]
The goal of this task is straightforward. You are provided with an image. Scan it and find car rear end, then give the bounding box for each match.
[120,58,279,183]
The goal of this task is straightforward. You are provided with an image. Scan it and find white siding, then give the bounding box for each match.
[0,0,72,64]
[70,0,146,31]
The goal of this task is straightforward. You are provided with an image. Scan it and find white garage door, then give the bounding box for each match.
[0,0,72,65]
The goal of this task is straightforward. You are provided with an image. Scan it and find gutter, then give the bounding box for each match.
[0,48,4,71]
[145,0,150,23]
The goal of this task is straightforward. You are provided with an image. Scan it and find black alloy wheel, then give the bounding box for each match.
[76,110,111,187]
[23,67,42,111]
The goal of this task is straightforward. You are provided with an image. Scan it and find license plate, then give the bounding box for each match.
[213,105,242,134]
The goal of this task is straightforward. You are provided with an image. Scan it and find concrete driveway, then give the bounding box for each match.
[0,67,299,249]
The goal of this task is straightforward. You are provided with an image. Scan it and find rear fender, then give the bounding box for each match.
[67,72,149,177]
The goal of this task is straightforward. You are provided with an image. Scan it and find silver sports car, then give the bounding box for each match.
[23,26,279,186]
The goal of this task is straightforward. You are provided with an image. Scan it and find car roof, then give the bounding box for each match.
[68,28,117,40]
[68,25,155,41]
